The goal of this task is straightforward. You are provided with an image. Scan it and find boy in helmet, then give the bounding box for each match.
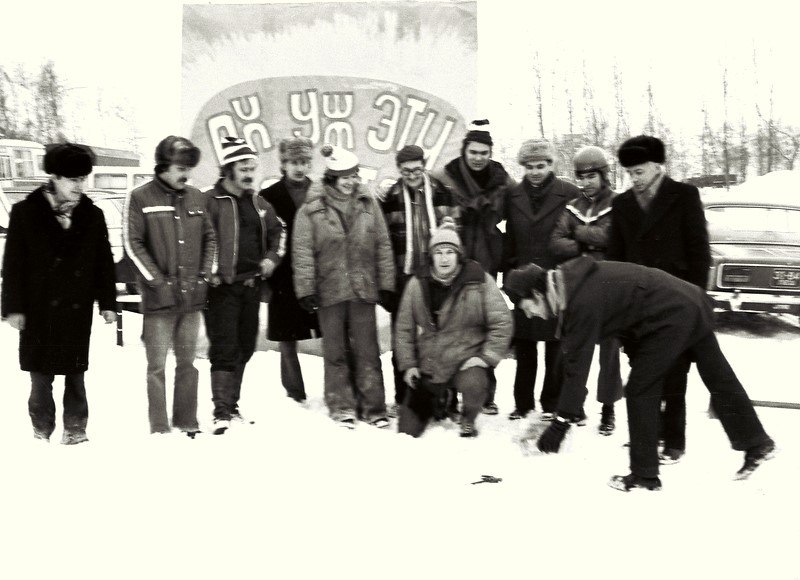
[549,146,623,434]
[124,136,216,437]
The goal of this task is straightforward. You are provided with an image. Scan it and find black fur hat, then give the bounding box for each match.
[44,143,95,177]
[617,135,666,167]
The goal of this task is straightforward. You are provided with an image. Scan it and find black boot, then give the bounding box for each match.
[599,403,615,436]
[210,370,236,434]
[608,473,662,492]
[735,438,776,480]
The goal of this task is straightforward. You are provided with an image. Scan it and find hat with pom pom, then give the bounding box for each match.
[429,216,462,253]
[463,119,493,147]
[320,144,359,177]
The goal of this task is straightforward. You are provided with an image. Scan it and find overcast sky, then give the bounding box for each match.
[2,0,799,161]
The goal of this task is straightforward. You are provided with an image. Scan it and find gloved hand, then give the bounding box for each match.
[403,367,421,387]
[298,295,320,313]
[259,258,276,278]
[379,290,397,313]
[536,416,571,453]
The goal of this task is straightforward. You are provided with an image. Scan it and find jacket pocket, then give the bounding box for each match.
[141,278,178,311]
[189,278,208,309]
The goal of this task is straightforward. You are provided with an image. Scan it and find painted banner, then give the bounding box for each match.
[182,2,477,190]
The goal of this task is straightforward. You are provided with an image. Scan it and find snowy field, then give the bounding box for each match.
[0,307,798,580]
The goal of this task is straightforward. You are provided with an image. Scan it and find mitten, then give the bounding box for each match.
[536,416,571,453]
[298,295,320,313]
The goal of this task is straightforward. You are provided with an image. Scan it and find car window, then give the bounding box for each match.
[706,206,800,243]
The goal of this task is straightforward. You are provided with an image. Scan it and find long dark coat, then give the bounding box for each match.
[503,176,580,341]
[607,176,710,289]
[1,188,117,374]
[259,178,320,341]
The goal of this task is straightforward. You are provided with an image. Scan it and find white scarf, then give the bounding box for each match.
[402,173,437,275]
[545,269,567,339]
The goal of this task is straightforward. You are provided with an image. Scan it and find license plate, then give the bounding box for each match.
[771,268,800,288]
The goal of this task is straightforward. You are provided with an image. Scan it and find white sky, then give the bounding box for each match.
[2,0,800,160]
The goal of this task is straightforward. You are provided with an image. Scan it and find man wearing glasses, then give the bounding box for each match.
[379,145,460,416]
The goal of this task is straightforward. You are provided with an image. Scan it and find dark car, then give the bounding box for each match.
[703,173,800,318]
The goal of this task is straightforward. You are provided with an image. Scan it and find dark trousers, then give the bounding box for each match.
[318,300,385,421]
[626,332,769,478]
[29,372,88,439]
[596,337,624,405]
[660,355,690,451]
[204,282,261,418]
[390,275,412,405]
[513,338,562,414]
[279,341,306,401]
[398,367,488,437]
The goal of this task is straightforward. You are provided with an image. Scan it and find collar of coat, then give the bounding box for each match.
[303,182,374,213]
[443,157,510,193]
[28,186,93,222]
[419,259,484,299]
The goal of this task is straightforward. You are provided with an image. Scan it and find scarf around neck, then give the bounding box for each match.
[402,173,438,275]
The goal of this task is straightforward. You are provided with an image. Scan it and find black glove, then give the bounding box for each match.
[379,290,397,313]
[298,295,319,313]
[536,417,571,453]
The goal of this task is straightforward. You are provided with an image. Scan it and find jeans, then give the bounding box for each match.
[143,311,201,433]
[29,372,88,439]
[317,301,385,421]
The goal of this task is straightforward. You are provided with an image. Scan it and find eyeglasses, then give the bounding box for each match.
[400,167,425,176]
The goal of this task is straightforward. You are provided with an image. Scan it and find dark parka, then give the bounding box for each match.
[432,159,514,277]
[259,177,321,341]
[505,256,716,418]
[607,176,710,289]
[394,260,512,384]
[1,188,117,374]
[549,185,616,261]
[292,183,395,307]
[503,176,581,341]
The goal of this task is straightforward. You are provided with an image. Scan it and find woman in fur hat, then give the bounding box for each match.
[292,144,395,429]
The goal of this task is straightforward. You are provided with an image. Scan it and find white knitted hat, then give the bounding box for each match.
[321,144,359,177]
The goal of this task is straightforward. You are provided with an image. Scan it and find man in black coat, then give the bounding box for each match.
[1,144,117,445]
[503,139,580,421]
[259,137,320,403]
[505,256,775,491]
[607,135,711,464]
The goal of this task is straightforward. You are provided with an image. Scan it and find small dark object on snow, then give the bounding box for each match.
[471,475,502,485]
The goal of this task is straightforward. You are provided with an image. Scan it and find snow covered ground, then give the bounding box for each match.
[0,308,798,580]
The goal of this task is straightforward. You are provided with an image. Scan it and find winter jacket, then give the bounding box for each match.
[379,174,460,280]
[1,188,117,373]
[292,183,395,307]
[549,185,616,261]
[432,159,514,277]
[394,260,512,384]
[502,175,580,341]
[205,182,286,286]
[123,177,216,314]
[607,175,711,289]
[506,256,715,417]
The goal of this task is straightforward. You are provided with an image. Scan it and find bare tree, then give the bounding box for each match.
[34,61,65,143]
[532,51,545,138]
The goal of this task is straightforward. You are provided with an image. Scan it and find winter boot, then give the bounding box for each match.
[508,409,529,421]
[460,419,479,438]
[598,404,615,436]
[481,402,499,415]
[212,418,230,435]
[659,448,685,465]
[608,473,662,492]
[735,438,776,480]
[210,370,236,424]
[61,431,89,445]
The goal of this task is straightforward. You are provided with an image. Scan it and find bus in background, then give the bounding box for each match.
[87,145,152,193]
[0,139,47,189]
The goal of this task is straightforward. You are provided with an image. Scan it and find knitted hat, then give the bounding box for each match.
[220,136,257,166]
[395,145,425,165]
[428,216,462,253]
[155,136,201,168]
[279,137,313,163]
[463,119,493,147]
[617,135,666,167]
[517,139,555,165]
[44,143,95,177]
[320,144,359,177]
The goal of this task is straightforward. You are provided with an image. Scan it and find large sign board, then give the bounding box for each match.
[182,2,477,189]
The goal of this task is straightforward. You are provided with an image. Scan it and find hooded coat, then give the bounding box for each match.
[292,183,395,307]
[1,187,117,374]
